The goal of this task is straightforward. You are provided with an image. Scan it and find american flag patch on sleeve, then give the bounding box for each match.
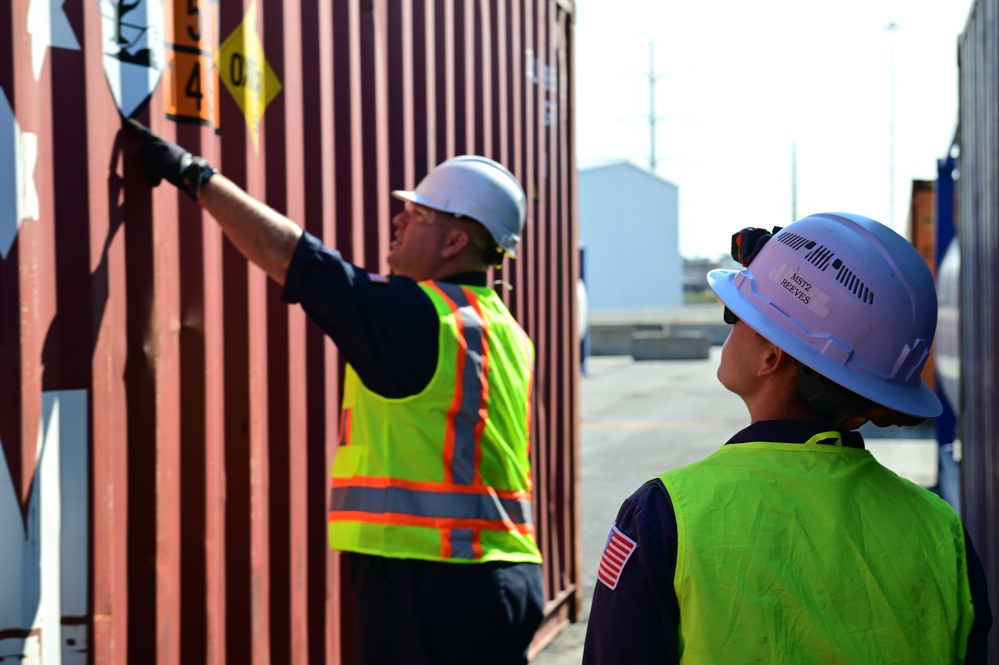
[597,524,638,590]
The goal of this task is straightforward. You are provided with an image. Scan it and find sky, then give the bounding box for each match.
[573,0,977,259]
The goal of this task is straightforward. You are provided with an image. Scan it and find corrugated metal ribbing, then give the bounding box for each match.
[0,0,578,663]
[957,0,998,658]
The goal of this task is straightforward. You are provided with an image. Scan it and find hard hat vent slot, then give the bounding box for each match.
[805,245,835,271]
[835,263,875,304]
[776,232,812,251]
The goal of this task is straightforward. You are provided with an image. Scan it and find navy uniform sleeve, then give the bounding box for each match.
[964,528,992,664]
[582,480,680,664]
[281,231,439,398]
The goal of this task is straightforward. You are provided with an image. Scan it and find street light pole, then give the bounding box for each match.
[887,21,898,230]
[791,140,798,222]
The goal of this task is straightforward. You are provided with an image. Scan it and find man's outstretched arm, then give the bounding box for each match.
[125,119,303,286]
[198,174,302,286]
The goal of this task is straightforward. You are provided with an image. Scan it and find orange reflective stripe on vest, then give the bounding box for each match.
[337,407,353,447]
[425,281,489,486]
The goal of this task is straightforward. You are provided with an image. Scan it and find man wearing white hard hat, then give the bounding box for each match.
[583,213,991,664]
[126,120,543,665]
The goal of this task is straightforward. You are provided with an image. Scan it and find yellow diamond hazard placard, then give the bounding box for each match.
[216,0,281,149]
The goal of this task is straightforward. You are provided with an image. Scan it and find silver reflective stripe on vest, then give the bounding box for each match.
[450,529,476,559]
[329,485,533,525]
[435,282,485,485]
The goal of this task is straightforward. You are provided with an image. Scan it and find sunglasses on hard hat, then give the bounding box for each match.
[731,225,784,267]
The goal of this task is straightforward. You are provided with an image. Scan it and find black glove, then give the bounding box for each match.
[124,118,216,201]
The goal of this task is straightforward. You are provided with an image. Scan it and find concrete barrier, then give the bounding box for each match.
[631,331,711,360]
[670,322,731,346]
[589,323,663,356]
[585,305,732,356]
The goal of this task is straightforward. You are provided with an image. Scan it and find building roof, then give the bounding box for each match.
[579,160,679,190]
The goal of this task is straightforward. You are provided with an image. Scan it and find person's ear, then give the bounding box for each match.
[758,344,791,378]
[440,228,470,258]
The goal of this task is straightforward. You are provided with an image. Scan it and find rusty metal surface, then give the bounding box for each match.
[956,0,999,658]
[905,179,937,392]
[0,0,579,662]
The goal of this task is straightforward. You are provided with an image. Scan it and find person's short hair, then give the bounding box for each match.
[795,362,925,430]
[480,237,504,267]
[454,214,504,267]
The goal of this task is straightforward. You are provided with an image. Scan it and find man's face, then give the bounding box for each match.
[387,203,458,280]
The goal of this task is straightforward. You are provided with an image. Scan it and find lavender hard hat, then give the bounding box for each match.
[708,212,942,419]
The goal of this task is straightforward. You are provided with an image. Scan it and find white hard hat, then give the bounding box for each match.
[708,212,941,419]
[392,156,527,257]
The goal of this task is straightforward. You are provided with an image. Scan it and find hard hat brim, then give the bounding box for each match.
[708,268,942,420]
[392,189,423,206]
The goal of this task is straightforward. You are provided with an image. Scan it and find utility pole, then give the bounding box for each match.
[886,22,898,230]
[648,41,665,173]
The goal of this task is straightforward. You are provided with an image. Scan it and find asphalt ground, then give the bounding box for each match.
[530,348,938,664]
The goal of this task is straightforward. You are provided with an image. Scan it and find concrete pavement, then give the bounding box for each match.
[530,348,939,664]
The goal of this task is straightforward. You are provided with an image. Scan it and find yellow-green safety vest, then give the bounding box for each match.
[659,432,975,664]
[328,280,542,564]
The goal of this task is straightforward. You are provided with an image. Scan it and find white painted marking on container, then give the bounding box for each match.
[101,0,164,117]
[28,0,81,80]
[0,390,89,663]
[0,88,40,260]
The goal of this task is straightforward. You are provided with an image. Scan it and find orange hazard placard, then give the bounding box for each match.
[165,0,220,128]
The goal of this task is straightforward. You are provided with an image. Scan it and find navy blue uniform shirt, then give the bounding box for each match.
[582,419,992,664]
[281,230,487,397]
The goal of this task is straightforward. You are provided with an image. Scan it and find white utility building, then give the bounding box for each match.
[579,161,681,310]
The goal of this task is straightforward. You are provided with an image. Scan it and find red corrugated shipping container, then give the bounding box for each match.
[0,0,580,662]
